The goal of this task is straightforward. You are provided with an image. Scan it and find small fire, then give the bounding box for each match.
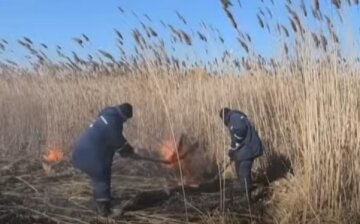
[159,137,199,187]
[43,147,64,163]
[159,139,178,167]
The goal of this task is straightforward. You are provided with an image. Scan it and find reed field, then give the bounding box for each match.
[0,0,359,223]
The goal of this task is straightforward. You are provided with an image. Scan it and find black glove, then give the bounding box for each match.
[228,149,236,161]
[118,143,135,157]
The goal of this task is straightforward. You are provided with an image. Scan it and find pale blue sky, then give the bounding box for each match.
[0,1,359,65]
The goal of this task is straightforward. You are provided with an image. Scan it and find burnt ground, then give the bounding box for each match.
[0,154,283,224]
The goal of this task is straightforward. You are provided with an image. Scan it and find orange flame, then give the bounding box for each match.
[43,147,64,163]
[158,138,199,187]
[159,139,177,167]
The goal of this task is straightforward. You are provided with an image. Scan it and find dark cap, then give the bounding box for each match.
[117,103,133,119]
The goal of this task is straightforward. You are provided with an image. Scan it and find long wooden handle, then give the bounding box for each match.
[128,153,172,164]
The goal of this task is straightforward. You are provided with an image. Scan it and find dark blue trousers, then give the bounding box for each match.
[89,167,112,202]
[234,159,253,195]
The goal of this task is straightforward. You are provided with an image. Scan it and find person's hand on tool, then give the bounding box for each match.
[118,143,135,158]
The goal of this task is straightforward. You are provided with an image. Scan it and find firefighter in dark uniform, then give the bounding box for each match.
[220,108,263,205]
[72,103,135,216]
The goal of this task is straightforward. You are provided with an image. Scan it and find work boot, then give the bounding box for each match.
[96,200,111,217]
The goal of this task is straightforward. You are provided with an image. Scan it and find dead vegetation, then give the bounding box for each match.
[0,137,273,224]
[1,0,360,223]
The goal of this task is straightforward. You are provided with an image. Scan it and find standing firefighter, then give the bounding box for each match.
[220,108,263,205]
[72,103,135,216]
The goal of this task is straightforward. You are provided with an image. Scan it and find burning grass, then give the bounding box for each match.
[0,137,269,224]
[157,135,218,187]
[1,0,360,223]
[1,71,359,223]
[43,147,64,163]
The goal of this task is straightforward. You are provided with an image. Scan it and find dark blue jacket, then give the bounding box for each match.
[72,106,127,180]
[226,110,263,161]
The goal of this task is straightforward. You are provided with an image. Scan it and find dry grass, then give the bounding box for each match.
[1,63,359,223]
[1,0,360,223]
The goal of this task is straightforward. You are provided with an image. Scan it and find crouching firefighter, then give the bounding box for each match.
[220,108,263,206]
[72,103,135,216]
